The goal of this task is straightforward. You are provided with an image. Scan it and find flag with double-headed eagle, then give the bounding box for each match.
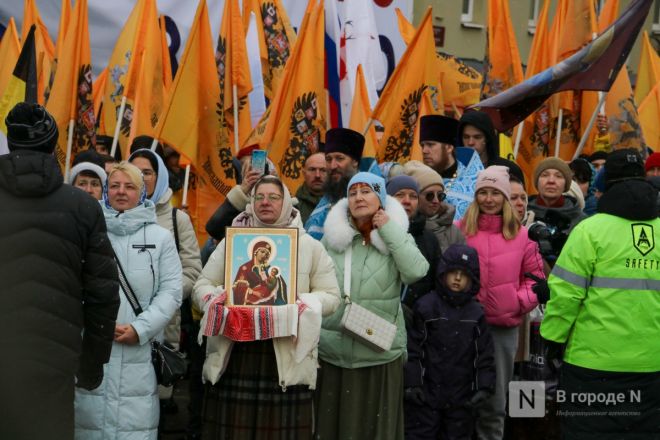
[374,7,440,163]
[246,0,327,192]
[243,0,297,101]
[100,0,164,158]
[396,8,480,115]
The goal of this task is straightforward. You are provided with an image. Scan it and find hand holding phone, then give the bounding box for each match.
[251,150,267,175]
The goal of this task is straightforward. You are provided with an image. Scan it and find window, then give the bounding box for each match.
[528,0,541,28]
[461,0,474,23]
[653,0,660,33]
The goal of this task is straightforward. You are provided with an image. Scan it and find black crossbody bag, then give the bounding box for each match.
[113,252,186,387]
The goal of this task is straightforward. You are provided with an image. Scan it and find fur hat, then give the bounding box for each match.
[325,128,365,162]
[419,115,459,146]
[347,172,387,207]
[533,157,572,192]
[5,102,58,154]
[386,175,419,196]
[475,165,511,200]
[402,160,444,193]
[604,148,645,189]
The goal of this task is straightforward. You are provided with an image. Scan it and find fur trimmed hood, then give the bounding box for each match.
[323,195,409,255]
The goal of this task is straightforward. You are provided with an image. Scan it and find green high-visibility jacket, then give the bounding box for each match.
[540,213,660,372]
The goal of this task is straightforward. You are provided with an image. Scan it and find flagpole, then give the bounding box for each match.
[63,119,75,183]
[554,109,563,157]
[362,118,374,137]
[233,84,240,155]
[150,138,159,151]
[573,91,608,160]
[182,163,191,207]
[513,121,524,159]
[110,96,127,158]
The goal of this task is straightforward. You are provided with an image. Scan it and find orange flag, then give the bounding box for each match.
[481,0,524,99]
[396,8,479,113]
[92,67,107,126]
[373,7,440,163]
[548,0,597,160]
[246,0,326,192]
[580,0,643,154]
[100,0,159,155]
[634,31,660,106]
[243,0,297,101]
[44,0,71,103]
[216,0,253,153]
[159,15,173,92]
[348,64,378,159]
[410,89,437,162]
[638,81,660,152]
[0,18,21,100]
[128,1,169,149]
[21,0,56,105]
[45,0,95,173]
[154,0,237,244]
[516,0,552,189]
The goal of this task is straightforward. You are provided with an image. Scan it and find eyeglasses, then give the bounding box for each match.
[254,193,283,202]
[141,170,156,180]
[423,191,446,202]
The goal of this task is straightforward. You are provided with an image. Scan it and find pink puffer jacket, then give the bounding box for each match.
[459,214,544,327]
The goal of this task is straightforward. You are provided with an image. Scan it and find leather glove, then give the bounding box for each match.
[404,387,426,406]
[525,272,550,304]
[543,338,565,373]
[464,390,491,409]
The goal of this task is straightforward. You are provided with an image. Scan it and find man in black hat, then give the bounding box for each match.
[0,102,119,439]
[305,127,365,240]
[419,115,483,219]
[541,148,659,440]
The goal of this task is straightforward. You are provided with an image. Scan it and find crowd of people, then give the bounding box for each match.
[0,101,658,440]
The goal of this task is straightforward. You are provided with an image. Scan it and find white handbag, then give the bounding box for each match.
[339,246,397,352]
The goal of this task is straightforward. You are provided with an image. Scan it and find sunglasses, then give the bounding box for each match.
[423,191,446,202]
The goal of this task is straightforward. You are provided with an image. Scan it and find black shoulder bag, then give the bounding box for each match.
[113,252,187,387]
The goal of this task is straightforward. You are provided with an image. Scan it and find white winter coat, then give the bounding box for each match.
[74,200,182,440]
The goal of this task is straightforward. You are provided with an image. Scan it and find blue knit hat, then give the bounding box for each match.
[386,175,419,196]
[348,172,387,207]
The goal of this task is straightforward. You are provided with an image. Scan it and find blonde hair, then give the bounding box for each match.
[461,198,521,240]
[107,161,145,194]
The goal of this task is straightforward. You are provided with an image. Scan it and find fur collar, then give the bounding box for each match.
[323,195,409,255]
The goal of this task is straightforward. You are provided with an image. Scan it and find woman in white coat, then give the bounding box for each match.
[74,162,182,440]
[193,175,341,439]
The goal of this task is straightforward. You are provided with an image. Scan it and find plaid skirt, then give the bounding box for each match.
[314,357,405,440]
[202,340,313,440]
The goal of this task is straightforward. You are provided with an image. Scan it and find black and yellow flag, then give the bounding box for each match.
[0,24,38,135]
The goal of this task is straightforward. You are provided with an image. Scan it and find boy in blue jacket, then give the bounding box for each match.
[404,244,495,440]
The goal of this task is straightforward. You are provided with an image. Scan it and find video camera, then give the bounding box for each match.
[527,210,571,264]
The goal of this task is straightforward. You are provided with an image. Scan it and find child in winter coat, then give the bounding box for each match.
[404,244,495,440]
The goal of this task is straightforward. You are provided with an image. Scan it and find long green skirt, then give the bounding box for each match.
[314,357,405,440]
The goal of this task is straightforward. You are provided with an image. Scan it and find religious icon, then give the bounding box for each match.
[224,227,298,306]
